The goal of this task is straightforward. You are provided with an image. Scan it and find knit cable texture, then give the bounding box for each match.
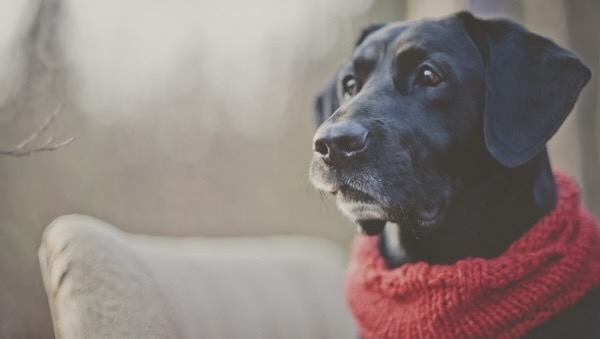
[346,171,600,339]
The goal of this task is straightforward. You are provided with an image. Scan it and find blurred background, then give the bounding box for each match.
[0,0,597,337]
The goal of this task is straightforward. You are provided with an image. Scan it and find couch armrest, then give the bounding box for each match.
[39,214,356,339]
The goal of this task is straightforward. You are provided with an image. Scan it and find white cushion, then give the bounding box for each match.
[39,214,356,339]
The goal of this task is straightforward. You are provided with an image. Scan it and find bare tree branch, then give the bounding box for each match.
[0,104,75,157]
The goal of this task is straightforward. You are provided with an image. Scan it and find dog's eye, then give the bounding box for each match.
[416,66,442,87]
[342,75,357,99]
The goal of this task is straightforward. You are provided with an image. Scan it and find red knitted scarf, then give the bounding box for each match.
[346,172,600,339]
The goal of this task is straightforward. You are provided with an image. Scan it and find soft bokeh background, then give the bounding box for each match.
[0,0,598,337]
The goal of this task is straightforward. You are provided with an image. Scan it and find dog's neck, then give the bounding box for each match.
[381,150,557,267]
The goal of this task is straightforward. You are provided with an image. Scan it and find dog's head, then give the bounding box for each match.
[309,12,590,237]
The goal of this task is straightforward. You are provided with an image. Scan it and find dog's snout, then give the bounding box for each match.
[313,121,369,166]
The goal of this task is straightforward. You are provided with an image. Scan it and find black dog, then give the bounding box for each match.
[309,12,599,338]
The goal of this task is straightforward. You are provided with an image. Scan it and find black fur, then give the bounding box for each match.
[309,12,599,338]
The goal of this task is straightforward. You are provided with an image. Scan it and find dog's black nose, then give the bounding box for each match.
[313,121,369,166]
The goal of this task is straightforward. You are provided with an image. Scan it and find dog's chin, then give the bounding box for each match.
[335,187,447,237]
[335,191,388,235]
[310,165,448,236]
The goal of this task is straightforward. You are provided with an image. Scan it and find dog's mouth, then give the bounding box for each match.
[310,158,448,236]
[332,184,446,236]
[334,185,387,235]
[416,202,443,223]
[356,219,387,236]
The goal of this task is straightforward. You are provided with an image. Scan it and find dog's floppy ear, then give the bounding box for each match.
[353,23,386,47]
[314,78,339,126]
[457,12,591,168]
[314,24,386,126]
